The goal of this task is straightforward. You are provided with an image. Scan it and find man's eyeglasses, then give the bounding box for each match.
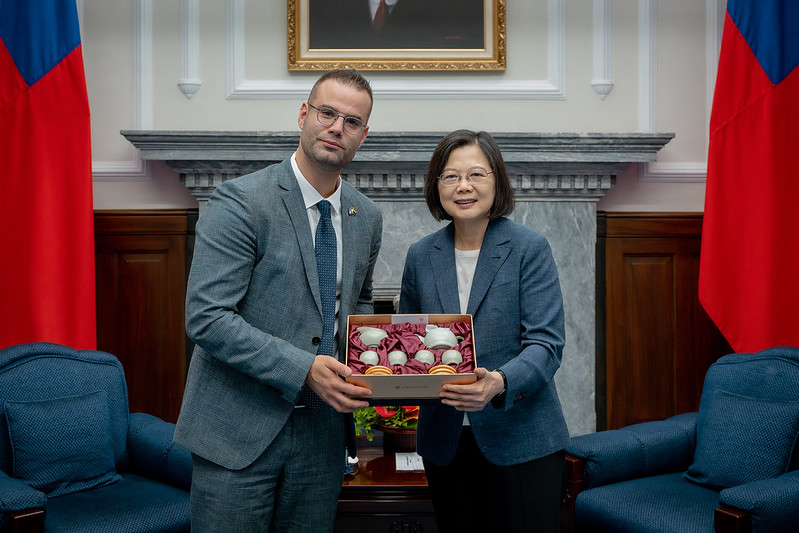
[438,169,494,187]
[307,103,366,135]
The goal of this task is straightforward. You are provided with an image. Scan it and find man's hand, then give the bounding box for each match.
[439,367,505,411]
[305,355,372,413]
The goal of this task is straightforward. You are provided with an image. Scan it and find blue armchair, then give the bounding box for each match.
[562,346,799,533]
[0,342,191,532]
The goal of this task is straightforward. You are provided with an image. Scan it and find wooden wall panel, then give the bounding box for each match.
[600,213,731,430]
[94,210,197,422]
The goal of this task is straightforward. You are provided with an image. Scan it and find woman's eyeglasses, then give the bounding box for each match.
[438,169,494,187]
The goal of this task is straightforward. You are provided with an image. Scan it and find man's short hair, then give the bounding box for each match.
[308,69,374,119]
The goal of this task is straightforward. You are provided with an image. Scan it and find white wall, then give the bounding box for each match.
[83,0,725,212]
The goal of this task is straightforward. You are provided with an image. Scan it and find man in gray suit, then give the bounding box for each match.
[174,69,382,532]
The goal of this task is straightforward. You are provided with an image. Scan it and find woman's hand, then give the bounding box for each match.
[439,367,505,411]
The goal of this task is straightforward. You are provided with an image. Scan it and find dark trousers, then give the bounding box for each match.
[423,427,564,533]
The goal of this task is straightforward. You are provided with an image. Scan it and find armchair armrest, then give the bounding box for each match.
[565,412,697,489]
[560,453,585,533]
[714,505,751,533]
[0,471,46,512]
[127,412,192,491]
[0,471,46,533]
[717,470,799,533]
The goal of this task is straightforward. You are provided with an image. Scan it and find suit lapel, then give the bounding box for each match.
[339,186,359,322]
[430,225,461,314]
[467,219,511,315]
[279,170,322,315]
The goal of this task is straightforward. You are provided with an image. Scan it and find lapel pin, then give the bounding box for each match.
[348,207,357,216]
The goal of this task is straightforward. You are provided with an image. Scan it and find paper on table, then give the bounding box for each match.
[395,452,424,471]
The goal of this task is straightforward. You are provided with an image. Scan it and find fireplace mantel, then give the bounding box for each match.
[121,130,673,437]
[122,131,673,204]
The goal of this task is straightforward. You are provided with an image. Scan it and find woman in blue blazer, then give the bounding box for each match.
[399,130,569,533]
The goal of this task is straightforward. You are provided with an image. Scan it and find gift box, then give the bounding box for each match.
[345,314,477,402]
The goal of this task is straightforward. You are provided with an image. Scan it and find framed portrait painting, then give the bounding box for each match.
[287,0,506,71]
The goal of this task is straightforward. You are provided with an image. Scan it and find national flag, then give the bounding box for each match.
[699,0,799,353]
[0,0,96,349]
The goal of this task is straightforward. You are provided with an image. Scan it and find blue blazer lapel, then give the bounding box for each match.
[431,225,461,314]
[279,169,322,315]
[467,219,511,315]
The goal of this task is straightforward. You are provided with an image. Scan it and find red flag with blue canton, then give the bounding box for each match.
[0,0,96,349]
[699,0,799,353]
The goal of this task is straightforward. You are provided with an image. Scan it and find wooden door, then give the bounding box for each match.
[600,213,730,429]
[94,210,196,422]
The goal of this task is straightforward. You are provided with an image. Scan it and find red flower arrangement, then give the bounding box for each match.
[353,405,419,441]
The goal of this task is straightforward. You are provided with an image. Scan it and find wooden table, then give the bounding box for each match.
[335,438,438,532]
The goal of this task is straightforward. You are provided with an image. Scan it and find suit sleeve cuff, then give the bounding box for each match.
[490,369,508,409]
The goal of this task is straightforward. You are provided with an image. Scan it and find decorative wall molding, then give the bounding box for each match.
[637,0,657,133]
[637,0,725,183]
[92,0,152,181]
[225,0,566,100]
[639,161,707,182]
[121,130,673,205]
[178,0,201,99]
[592,0,614,99]
[95,0,723,184]
[134,0,153,131]
[92,159,151,180]
[706,0,726,143]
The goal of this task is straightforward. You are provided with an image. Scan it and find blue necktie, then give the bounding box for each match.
[299,200,336,411]
[315,200,337,359]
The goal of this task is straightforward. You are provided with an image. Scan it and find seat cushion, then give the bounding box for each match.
[575,472,720,533]
[44,473,190,533]
[4,390,121,497]
[684,389,799,489]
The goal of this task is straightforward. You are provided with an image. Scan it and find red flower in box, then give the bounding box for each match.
[374,406,395,418]
[354,405,419,441]
[374,405,419,420]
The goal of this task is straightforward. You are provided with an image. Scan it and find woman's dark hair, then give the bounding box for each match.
[423,129,515,221]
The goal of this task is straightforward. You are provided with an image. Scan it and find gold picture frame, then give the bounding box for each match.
[287,0,506,71]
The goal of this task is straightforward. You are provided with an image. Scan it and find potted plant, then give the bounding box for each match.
[353,405,419,453]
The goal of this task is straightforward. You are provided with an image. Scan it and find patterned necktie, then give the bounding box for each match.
[299,200,337,411]
[373,0,388,31]
[315,200,337,359]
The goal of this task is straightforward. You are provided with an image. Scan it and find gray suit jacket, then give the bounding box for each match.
[174,159,382,470]
[399,218,570,466]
